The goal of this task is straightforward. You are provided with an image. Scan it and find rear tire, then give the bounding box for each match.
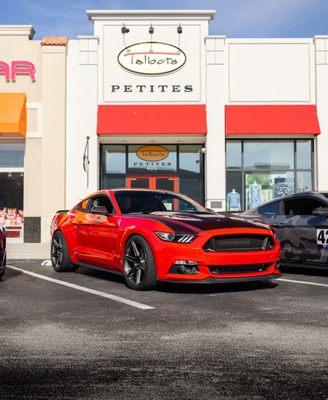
[51,231,78,272]
[0,254,6,279]
[123,235,157,291]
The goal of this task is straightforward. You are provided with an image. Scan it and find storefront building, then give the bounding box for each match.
[1,10,327,253]
[66,10,328,213]
[0,26,67,244]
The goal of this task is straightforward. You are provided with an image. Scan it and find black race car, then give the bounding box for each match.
[242,192,328,268]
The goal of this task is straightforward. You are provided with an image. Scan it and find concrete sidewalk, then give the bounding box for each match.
[7,242,50,260]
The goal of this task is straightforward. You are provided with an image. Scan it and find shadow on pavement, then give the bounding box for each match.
[76,265,279,294]
[280,264,328,277]
[156,280,279,294]
[0,267,22,282]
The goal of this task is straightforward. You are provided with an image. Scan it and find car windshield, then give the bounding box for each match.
[115,191,207,214]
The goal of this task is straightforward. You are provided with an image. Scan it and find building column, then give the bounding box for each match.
[315,36,328,191]
[66,36,99,209]
[40,39,67,243]
[205,36,227,211]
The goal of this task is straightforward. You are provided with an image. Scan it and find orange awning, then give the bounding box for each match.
[0,93,27,137]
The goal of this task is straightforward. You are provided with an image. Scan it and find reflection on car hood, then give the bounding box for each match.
[129,212,271,234]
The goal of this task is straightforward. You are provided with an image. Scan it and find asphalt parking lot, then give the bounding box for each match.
[1,261,328,400]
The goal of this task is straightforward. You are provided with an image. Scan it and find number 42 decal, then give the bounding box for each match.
[317,229,328,246]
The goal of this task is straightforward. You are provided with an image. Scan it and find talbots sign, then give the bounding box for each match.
[136,145,169,162]
[118,42,186,76]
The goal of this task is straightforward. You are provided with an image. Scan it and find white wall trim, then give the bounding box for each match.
[26,102,42,139]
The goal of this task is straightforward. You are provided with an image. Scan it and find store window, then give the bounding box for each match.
[0,142,25,240]
[100,144,204,204]
[226,140,313,211]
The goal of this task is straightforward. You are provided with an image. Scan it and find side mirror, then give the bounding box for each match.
[313,207,328,216]
[90,206,109,216]
[206,208,216,214]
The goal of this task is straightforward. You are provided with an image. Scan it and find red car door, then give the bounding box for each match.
[76,195,119,268]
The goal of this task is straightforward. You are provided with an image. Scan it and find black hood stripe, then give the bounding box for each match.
[126,213,270,233]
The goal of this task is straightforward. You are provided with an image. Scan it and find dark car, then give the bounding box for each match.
[242,191,328,268]
[0,226,6,278]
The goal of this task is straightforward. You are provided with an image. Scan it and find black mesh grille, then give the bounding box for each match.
[209,264,271,274]
[203,234,274,252]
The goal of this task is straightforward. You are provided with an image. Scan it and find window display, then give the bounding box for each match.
[226,140,313,211]
[245,172,295,209]
[227,189,241,211]
[0,172,24,239]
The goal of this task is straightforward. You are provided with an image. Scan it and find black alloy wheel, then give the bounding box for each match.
[51,231,78,272]
[123,235,157,290]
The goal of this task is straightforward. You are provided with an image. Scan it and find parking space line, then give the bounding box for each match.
[7,265,154,310]
[278,278,328,288]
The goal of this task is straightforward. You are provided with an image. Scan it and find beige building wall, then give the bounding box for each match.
[40,44,67,242]
[0,26,67,246]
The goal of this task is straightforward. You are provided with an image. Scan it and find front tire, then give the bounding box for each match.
[0,254,6,279]
[51,231,78,272]
[123,235,157,290]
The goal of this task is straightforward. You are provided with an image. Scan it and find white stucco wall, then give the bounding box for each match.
[315,36,328,191]
[66,10,326,212]
[66,38,99,208]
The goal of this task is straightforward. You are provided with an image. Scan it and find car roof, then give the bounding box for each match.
[97,188,177,196]
[258,191,328,207]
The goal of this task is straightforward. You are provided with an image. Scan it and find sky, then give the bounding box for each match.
[1,0,328,39]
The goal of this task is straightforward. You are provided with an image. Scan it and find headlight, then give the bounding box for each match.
[155,231,196,243]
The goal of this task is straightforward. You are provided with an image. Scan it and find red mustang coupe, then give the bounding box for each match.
[51,189,281,290]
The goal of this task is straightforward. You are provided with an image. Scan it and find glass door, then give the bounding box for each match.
[126,177,150,189]
[126,176,179,192]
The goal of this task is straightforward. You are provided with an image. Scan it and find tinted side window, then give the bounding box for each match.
[283,198,325,216]
[259,201,281,216]
[75,199,89,213]
[89,196,114,214]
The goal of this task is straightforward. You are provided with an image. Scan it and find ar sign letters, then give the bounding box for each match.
[0,61,36,82]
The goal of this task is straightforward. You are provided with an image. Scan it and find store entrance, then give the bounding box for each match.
[127,176,179,192]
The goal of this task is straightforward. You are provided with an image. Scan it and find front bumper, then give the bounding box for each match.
[160,273,282,284]
[152,227,281,283]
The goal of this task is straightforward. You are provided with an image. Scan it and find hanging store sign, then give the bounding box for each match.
[118,42,186,76]
[136,145,169,162]
[129,145,177,172]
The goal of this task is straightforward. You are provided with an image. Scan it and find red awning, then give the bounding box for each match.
[97,105,207,135]
[225,105,320,136]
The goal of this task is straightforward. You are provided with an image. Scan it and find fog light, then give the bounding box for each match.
[169,260,199,274]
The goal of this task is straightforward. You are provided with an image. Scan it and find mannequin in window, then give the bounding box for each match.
[227,188,241,211]
[249,180,262,208]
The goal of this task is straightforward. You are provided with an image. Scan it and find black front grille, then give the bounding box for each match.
[203,234,274,252]
[209,264,271,274]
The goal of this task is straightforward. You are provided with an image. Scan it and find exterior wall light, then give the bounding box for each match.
[177,24,183,34]
[83,136,90,188]
[121,23,130,34]
[149,24,154,35]
[121,23,129,46]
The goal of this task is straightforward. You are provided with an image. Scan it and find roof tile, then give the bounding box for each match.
[41,36,68,46]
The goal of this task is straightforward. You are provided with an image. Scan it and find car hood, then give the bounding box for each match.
[129,212,271,234]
